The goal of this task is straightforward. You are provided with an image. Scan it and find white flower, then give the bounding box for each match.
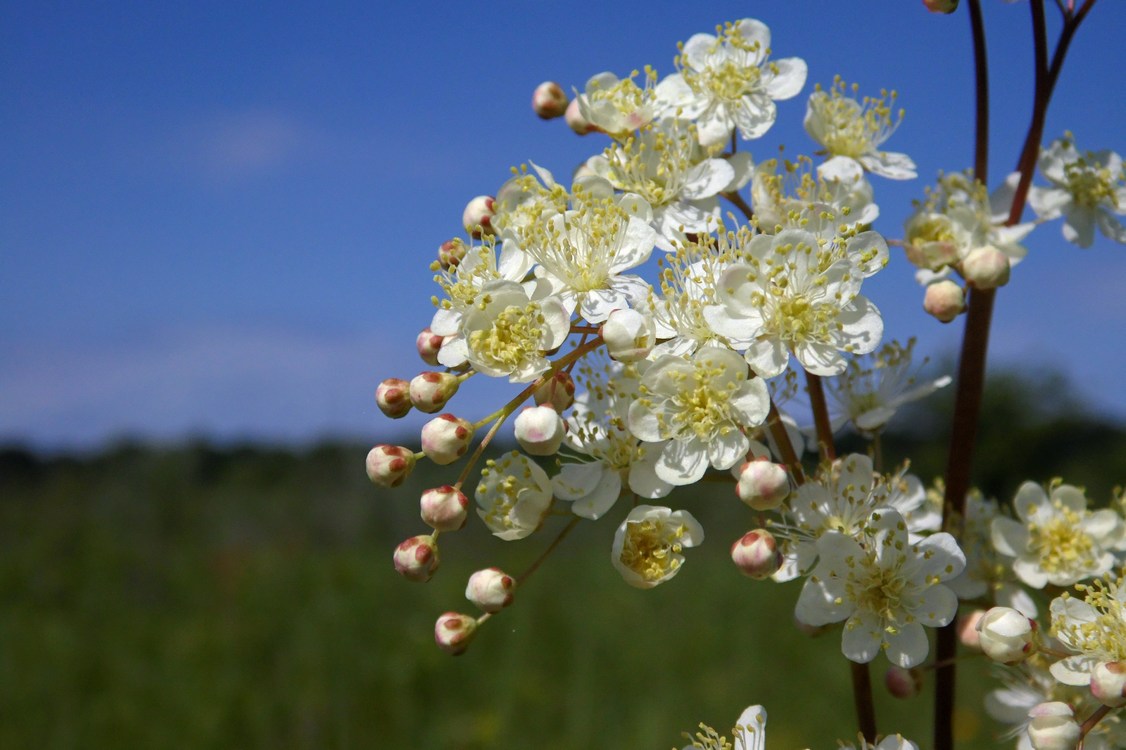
[704,228,884,377]
[611,505,703,588]
[429,235,534,340]
[839,735,920,750]
[823,338,951,436]
[795,508,965,668]
[679,705,767,750]
[475,451,554,540]
[750,155,880,236]
[804,77,916,180]
[991,481,1122,589]
[1049,572,1126,687]
[1029,135,1126,247]
[656,19,806,147]
[576,70,658,138]
[627,347,770,486]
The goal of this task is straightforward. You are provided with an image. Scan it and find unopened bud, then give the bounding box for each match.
[514,405,566,456]
[923,0,959,13]
[885,665,924,699]
[1026,702,1081,750]
[393,534,440,582]
[532,81,569,120]
[565,98,594,135]
[923,280,965,323]
[365,444,416,488]
[1091,661,1126,707]
[735,459,790,511]
[466,567,516,613]
[462,195,495,238]
[421,414,474,465]
[416,328,445,366]
[534,370,575,411]
[958,609,986,649]
[977,606,1036,664]
[420,485,469,531]
[730,529,783,580]
[601,308,655,362]
[376,378,412,419]
[434,611,477,655]
[438,238,467,269]
[962,246,1011,289]
[409,371,461,413]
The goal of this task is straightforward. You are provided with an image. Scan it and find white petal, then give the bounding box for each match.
[681,158,736,200]
[860,150,917,180]
[764,57,807,100]
[884,622,929,668]
[655,438,709,485]
[840,611,883,663]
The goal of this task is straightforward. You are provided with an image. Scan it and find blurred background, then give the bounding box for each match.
[2,1,1124,747]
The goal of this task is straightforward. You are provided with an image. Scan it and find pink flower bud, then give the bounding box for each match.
[416,328,445,366]
[735,459,790,511]
[409,371,461,413]
[601,308,655,362]
[565,98,594,135]
[393,534,440,582]
[421,413,474,465]
[465,567,516,613]
[977,606,1036,664]
[923,280,965,323]
[958,609,986,649]
[1091,661,1126,707]
[434,611,477,655]
[420,485,469,532]
[531,81,569,120]
[514,405,565,456]
[365,444,416,488]
[462,195,495,238]
[1026,702,1080,750]
[884,665,923,699]
[438,238,467,270]
[923,0,959,13]
[730,529,783,580]
[533,371,575,411]
[375,378,412,419]
[962,246,1010,289]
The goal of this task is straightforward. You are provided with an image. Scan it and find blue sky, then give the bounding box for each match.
[2,1,1124,450]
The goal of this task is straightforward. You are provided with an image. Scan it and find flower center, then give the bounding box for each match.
[619,519,687,583]
[468,303,546,372]
[1028,503,1097,576]
[1064,162,1119,209]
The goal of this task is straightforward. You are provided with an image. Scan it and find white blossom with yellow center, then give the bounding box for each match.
[795,508,965,668]
[1049,572,1126,686]
[429,236,534,341]
[655,18,807,147]
[438,279,570,382]
[576,70,658,139]
[627,346,769,486]
[804,77,916,180]
[704,228,884,378]
[679,705,768,750]
[1029,135,1126,248]
[749,155,879,237]
[992,481,1123,589]
[611,504,703,588]
[475,451,554,541]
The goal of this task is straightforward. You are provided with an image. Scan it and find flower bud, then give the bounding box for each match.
[962,246,1011,289]
[923,0,959,13]
[730,529,783,580]
[365,444,416,488]
[416,328,445,366]
[375,378,412,419]
[465,567,516,613]
[885,665,924,699]
[409,371,461,413]
[601,308,655,362]
[420,485,469,531]
[531,81,569,120]
[462,195,495,238]
[1026,702,1081,750]
[977,606,1036,664]
[434,611,477,655]
[565,98,594,135]
[923,280,965,323]
[958,609,986,649]
[421,414,474,465]
[514,405,566,456]
[393,534,440,582]
[1091,661,1126,707]
[438,238,467,269]
[533,370,575,411]
[735,459,790,511]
